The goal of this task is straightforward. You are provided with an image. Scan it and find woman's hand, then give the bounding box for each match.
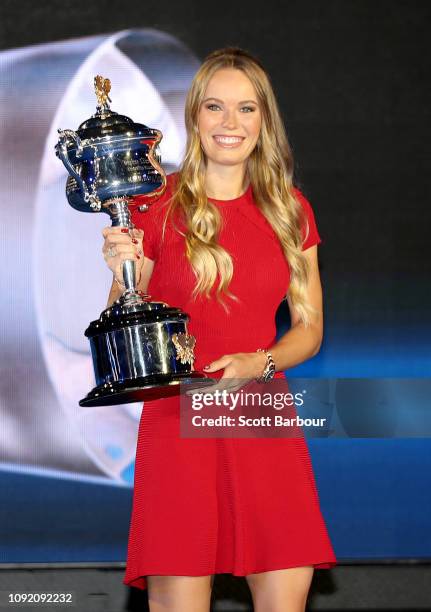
[101,226,144,286]
[187,351,268,395]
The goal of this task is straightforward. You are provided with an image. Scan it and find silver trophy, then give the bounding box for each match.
[55,75,211,407]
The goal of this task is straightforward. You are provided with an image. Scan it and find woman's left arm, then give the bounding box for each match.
[270,243,323,372]
[199,244,322,386]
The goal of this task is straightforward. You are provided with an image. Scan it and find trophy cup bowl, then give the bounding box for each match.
[55,76,213,407]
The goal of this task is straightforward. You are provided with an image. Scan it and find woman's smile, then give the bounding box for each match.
[213,135,246,148]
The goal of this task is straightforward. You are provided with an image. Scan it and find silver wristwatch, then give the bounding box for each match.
[255,349,276,383]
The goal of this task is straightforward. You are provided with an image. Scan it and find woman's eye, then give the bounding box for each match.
[204,103,256,112]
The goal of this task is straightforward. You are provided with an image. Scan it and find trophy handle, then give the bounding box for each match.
[55,129,101,211]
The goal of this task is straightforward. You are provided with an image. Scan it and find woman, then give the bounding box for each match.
[102,47,337,612]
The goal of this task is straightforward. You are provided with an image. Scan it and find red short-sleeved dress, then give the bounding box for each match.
[123,173,337,590]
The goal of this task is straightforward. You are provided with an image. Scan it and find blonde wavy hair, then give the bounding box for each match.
[163,47,317,326]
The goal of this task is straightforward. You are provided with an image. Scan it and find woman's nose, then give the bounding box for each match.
[221,109,238,129]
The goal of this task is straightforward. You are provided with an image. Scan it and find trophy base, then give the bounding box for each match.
[79,372,216,407]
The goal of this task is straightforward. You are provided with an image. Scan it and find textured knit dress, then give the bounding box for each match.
[123,173,337,590]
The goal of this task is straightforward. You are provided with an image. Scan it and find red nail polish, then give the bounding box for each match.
[137,255,140,259]
[121,228,129,233]
[132,238,138,244]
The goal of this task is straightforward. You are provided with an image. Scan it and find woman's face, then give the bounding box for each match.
[198,68,262,170]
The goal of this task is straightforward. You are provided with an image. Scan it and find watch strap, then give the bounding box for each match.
[255,349,276,383]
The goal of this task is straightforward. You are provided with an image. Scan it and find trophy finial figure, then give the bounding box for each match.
[94,75,112,109]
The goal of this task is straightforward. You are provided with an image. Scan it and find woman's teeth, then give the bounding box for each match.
[213,136,244,147]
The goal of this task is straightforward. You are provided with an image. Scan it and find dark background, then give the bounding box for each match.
[2,0,429,376]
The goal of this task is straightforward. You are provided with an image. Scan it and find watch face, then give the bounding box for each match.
[264,369,275,382]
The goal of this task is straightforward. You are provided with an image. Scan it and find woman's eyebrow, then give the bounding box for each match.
[202,97,258,104]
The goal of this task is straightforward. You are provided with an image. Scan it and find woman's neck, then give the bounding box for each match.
[204,163,248,200]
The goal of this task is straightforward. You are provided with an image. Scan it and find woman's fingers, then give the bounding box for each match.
[101,226,145,285]
[106,243,136,256]
[131,228,144,244]
[130,228,145,255]
[102,226,127,240]
[102,228,134,243]
[102,226,144,237]
[102,227,144,254]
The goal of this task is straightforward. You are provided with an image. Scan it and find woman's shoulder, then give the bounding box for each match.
[159,171,180,202]
[292,185,312,209]
[128,173,180,261]
[291,186,322,250]
[290,185,318,224]
[130,172,178,221]
[132,171,178,208]
[129,172,183,259]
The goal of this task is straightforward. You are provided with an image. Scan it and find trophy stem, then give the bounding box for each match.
[104,197,147,301]
[122,259,136,292]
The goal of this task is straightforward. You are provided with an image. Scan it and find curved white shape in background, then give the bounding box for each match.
[0,29,200,483]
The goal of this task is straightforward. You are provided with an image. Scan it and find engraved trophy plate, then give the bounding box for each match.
[55,76,213,406]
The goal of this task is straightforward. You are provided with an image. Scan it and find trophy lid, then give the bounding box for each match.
[76,75,158,141]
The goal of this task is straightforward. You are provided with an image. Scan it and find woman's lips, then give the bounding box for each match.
[213,135,245,148]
